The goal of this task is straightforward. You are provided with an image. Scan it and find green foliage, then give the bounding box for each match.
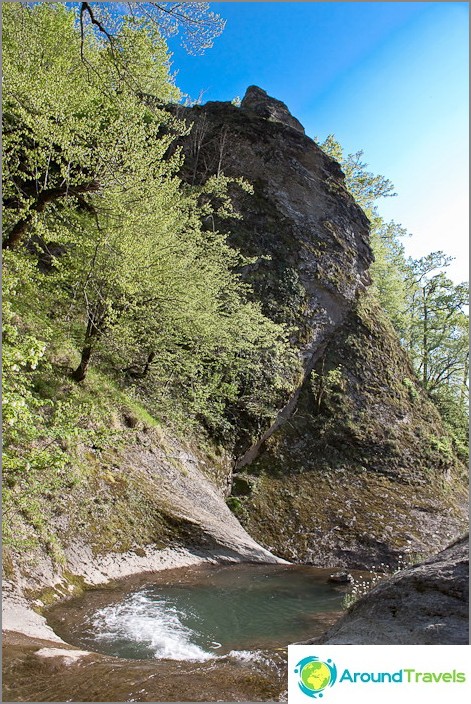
[319,135,407,328]
[2,1,181,248]
[226,496,243,514]
[369,220,410,335]
[3,1,295,421]
[320,134,396,213]
[430,386,469,463]
[404,252,469,391]
[2,252,109,553]
[310,364,346,414]
[1,2,299,558]
[319,135,468,456]
[402,377,418,401]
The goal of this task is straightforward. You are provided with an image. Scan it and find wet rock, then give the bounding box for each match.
[328,571,352,584]
[34,647,90,665]
[3,631,287,703]
[311,535,469,644]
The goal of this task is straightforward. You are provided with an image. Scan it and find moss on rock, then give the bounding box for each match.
[232,295,468,568]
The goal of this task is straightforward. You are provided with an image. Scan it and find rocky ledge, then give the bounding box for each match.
[305,534,469,645]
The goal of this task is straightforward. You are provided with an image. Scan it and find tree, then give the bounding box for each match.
[320,134,396,213]
[78,2,226,56]
[2,2,181,251]
[319,134,469,454]
[405,253,469,394]
[319,135,408,328]
[2,2,297,439]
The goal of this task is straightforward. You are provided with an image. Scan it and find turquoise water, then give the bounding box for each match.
[47,564,347,661]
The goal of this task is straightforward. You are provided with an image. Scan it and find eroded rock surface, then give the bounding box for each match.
[310,535,469,644]
[241,84,306,134]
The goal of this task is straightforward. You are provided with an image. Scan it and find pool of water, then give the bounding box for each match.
[47,563,349,662]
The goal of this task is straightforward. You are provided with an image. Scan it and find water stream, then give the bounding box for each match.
[47,563,349,661]
[4,563,354,701]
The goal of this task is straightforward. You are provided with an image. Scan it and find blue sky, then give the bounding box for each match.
[168,2,469,283]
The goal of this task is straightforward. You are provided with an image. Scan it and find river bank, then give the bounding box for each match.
[3,542,285,643]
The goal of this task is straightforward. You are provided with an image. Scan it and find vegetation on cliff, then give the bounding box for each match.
[319,136,469,457]
[1,2,468,569]
[2,2,297,555]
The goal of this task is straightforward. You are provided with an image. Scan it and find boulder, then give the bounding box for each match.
[310,535,469,644]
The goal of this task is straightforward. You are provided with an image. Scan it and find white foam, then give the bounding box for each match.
[90,592,214,661]
[227,649,270,664]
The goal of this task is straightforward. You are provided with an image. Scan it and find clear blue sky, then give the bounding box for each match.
[168,2,469,283]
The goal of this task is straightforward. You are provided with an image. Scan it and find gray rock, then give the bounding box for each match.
[241,85,306,134]
[328,571,353,584]
[310,535,469,644]
[174,90,467,568]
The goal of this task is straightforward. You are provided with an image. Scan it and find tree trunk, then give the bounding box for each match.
[71,303,105,382]
[2,181,100,250]
[142,351,155,376]
[422,288,429,386]
[2,216,33,250]
[461,353,469,402]
[123,351,155,379]
[71,344,93,382]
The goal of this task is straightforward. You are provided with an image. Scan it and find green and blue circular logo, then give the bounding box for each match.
[294,656,338,698]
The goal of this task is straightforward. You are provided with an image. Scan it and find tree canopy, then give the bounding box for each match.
[2,1,299,551]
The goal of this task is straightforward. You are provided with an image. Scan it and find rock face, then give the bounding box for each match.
[234,297,468,567]
[310,535,469,645]
[240,85,306,134]
[177,85,372,454]
[3,87,467,647]
[176,86,468,568]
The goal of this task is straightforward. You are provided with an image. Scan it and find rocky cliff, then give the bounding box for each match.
[175,86,372,452]
[3,86,467,638]
[175,86,468,568]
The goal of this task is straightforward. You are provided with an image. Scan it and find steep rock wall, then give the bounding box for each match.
[233,297,468,566]
[176,85,372,456]
[177,87,468,567]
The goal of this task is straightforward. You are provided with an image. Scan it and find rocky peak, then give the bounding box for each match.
[172,92,467,569]
[240,85,305,134]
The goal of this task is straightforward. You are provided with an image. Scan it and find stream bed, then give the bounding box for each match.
[4,563,355,702]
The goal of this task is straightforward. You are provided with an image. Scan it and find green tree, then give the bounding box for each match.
[2,1,297,437]
[2,2,180,251]
[319,134,468,453]
[405,252,469,394]
[319,135,411,330]
[320,134,396,213]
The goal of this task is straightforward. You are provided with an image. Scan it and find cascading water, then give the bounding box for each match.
[89,591,214,661]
